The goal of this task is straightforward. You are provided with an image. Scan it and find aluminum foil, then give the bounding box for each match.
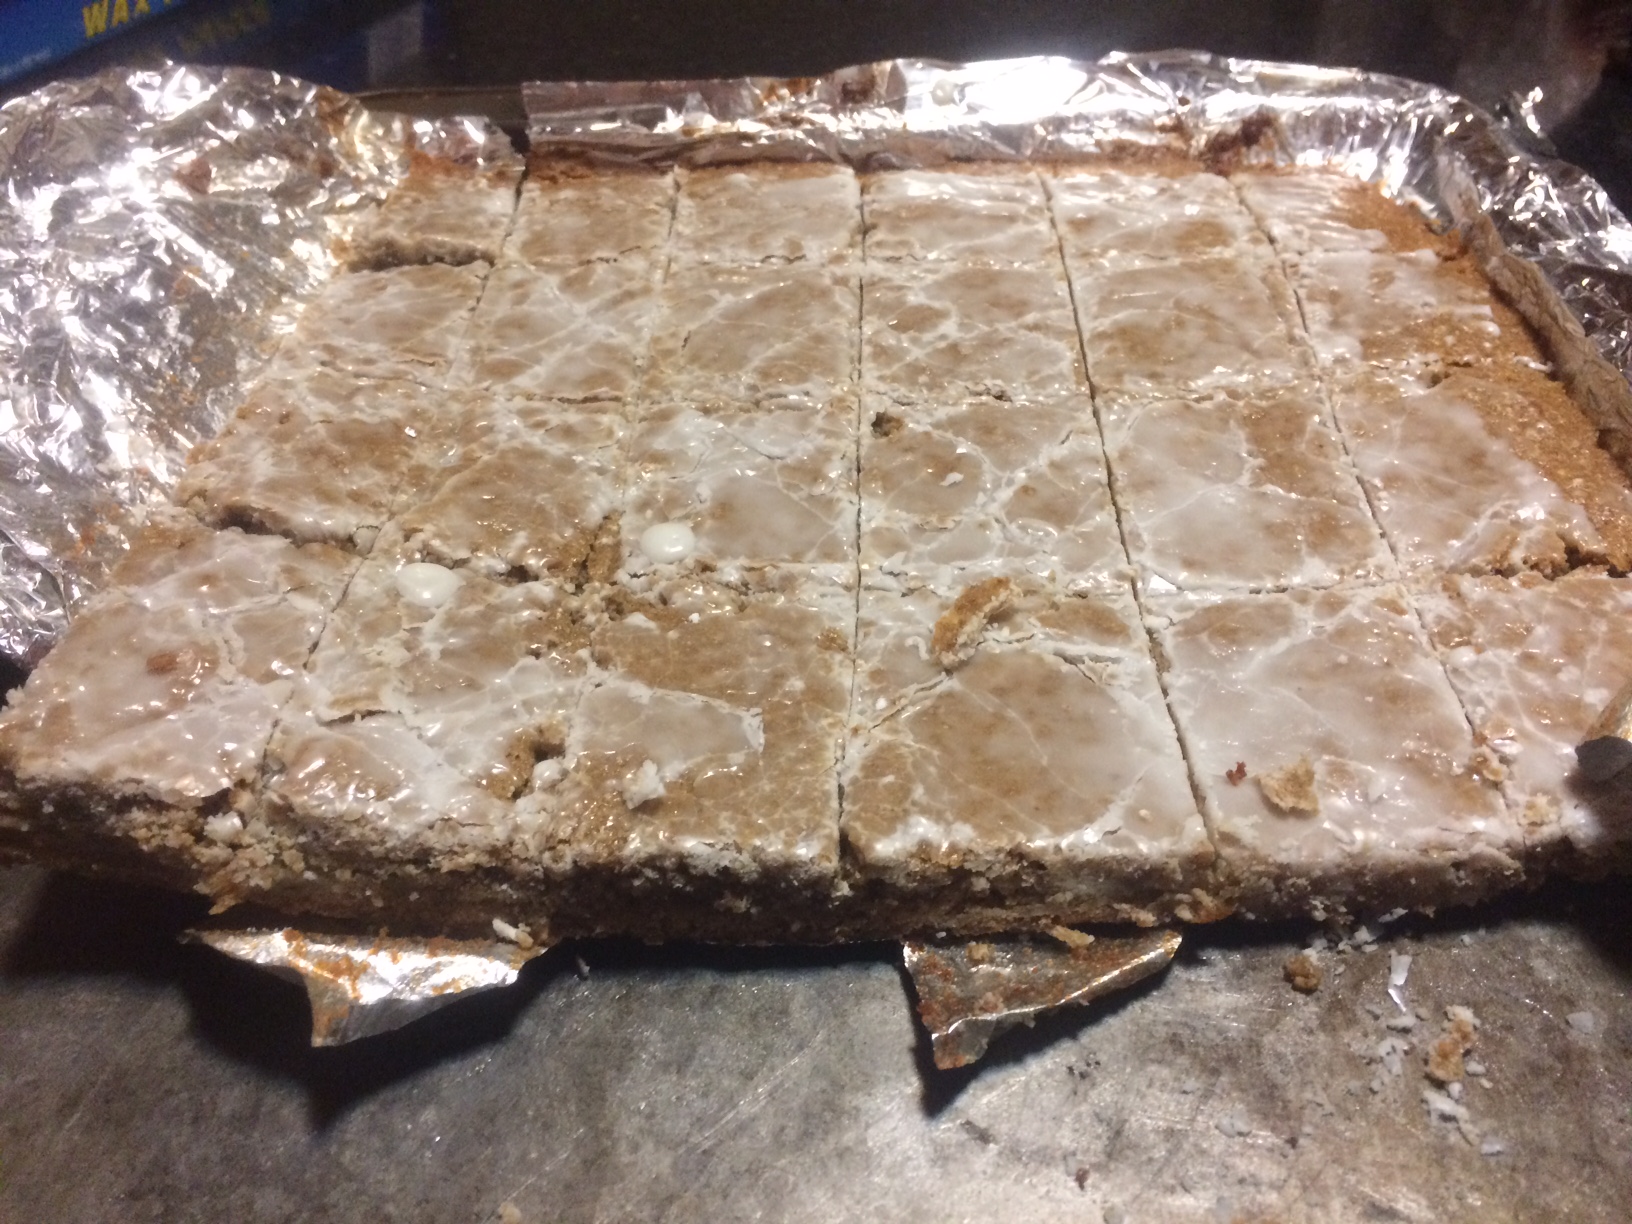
[903,929,1182,1069]
[0,63,515,664]
[190,926,545,1046]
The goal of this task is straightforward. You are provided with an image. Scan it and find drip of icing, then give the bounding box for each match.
[640,521,696,563]
[395,562,461,609]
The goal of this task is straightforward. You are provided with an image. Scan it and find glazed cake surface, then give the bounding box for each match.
[4,153,1631,940]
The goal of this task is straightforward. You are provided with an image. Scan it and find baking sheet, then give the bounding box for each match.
[3,863,1628,1222]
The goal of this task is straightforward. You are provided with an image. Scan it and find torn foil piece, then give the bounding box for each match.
[189,927,545,1046]
[1576,676,1632,782]
[903,929,1181,1069]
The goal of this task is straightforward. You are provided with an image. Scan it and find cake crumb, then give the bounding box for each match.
[1283,950,1322,993]
[1255,755,1319,814]
[1048,924,1096,950]
[1426,1006,1478,1084]
[931,577,1015,669]
[1225,761,1247,785]
[498,1203,524,1224]
[1469,743,1507,783]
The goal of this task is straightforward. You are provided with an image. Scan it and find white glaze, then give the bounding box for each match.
[1101,384,1394,591]
[1418,573,1632,860]
[843,584,1208,877]
[394,562,461,609]
[622,402,856,583]
[859,395,1123,593]
[351,159,522,268]
[639,522,696,564]
[675,164,860,266]
[1155,586,1518,882]
[1292,249,1500,367]
[863,262,1084,401]
[505,170,674,267]
[864,169,1056,266]
[1333,369,1608,574]
[449,260,660,402]
[645,263,860,407]
[1232,170,1390,256]
[1070,254,1308,402]
[1049,168,1269,267]
[0,517,353,805]
[268,262,488,388]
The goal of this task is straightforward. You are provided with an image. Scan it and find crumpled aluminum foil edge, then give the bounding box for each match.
[0,62,516,665]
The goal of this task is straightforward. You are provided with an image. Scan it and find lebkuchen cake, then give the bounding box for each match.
[3,150,1631,942]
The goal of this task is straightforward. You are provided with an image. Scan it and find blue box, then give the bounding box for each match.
[0,0,189,85]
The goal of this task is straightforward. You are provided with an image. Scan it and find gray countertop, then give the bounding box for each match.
[1,863,1628,1223]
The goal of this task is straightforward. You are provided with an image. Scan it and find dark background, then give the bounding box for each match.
[9,0,1632,212]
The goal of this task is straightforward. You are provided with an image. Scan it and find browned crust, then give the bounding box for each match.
[1438,364,1632,570]
[523,152,671,183]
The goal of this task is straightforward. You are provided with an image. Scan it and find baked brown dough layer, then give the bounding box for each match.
[3,156,1632,940]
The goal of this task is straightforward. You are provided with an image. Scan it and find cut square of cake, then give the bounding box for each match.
[268,262,489,387]
[859,394,1125,593]
[177,366,448,552]
[1417,571,1632,875]
[619,399,857,590]
[534,575,854,938]
[673,163,859,266]
[1151,585,1521,918]
[862,263,1085,402]
[267,554,590,863]
[1232,169,1399,256]
[1067,254,1309,403]
[1329,363,1632,575]
[0,513,355,888]
[397,399,625,584]
[1289,250,1541,370]
[1046,166,1270,266]
[450,259,661,402]
[862,168,1058,266]
[644,262,860,408]
[1100,382,1393,593]
[841,580,1217,929]
[344,152,522,270]
[504,164,674,267]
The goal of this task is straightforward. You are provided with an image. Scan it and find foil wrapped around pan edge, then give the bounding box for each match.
[5,52,1632,1043]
